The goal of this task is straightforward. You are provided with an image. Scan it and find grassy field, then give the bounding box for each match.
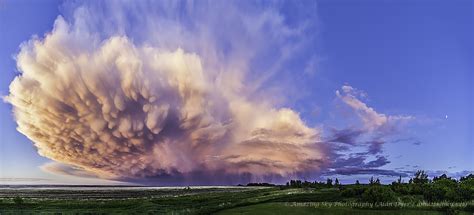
[215,203,465,215]
[0,186,472,214]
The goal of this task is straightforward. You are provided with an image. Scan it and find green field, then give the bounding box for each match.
[216,203,464,215]
[0,186,473,214]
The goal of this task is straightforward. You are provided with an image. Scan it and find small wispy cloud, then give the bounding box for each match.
[336,85,413,132]
[321,85,418,178]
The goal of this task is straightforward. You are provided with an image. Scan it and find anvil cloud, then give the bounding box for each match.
[6,1,418,184]
[6,1,327,184]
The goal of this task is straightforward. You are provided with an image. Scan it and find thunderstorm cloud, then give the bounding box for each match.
[6,1,415,184]
[6,2,327,184]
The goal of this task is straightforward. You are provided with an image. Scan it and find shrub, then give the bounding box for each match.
[361,186,396,203]
[13,196,23,204]
[341,188,356,198]
[399,195,423,204]
[423,177,461,202]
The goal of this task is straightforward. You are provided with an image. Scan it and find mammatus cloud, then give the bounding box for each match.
[6,1,326,184]
[6,1,419,184]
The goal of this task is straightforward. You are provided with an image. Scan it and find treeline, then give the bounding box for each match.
[281,171,474,203]
[246,183,277,187]
[285,177,344,189]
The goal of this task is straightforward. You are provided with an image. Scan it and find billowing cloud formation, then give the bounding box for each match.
[6,1,420,184]
[6,1,325,184]
[322,86,416,178]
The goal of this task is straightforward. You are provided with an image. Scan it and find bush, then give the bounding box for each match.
[399,195,423,204]
[341,185,366,198]
[391,183,410,195]
[460,178,474,201]
[423,184,445,202]
[423,178,461,202]
[13,196,23,204]
[341,188,356,197]
[361,186,396,203]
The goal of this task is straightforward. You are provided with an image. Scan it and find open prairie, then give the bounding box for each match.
[1,185,473,214]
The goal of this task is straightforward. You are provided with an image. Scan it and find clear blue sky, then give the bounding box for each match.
[0,0,62,182]
[0,0,472,184]
[303,0,473,170]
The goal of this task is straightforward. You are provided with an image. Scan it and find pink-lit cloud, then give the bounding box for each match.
[6,9,326,184]
[336,85,413,132]
[5,1,419,184]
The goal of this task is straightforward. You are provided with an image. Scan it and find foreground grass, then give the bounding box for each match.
[215,203,465,215]
[0,187,473,214]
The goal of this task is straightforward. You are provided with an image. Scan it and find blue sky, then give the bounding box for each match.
[0,0,61,182]
[304,0,473,171]
[0,0,472,184]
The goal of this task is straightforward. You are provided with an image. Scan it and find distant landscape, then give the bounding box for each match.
[1,171,473,214]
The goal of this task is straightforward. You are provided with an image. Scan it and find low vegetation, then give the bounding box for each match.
[0,171,473,214]
[283,171,474,204]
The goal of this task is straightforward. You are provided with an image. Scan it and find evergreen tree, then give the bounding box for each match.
[326,178,333,187]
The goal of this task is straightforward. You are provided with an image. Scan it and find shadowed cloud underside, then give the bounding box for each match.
[3,0,446,185]
[6,3,327,184]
